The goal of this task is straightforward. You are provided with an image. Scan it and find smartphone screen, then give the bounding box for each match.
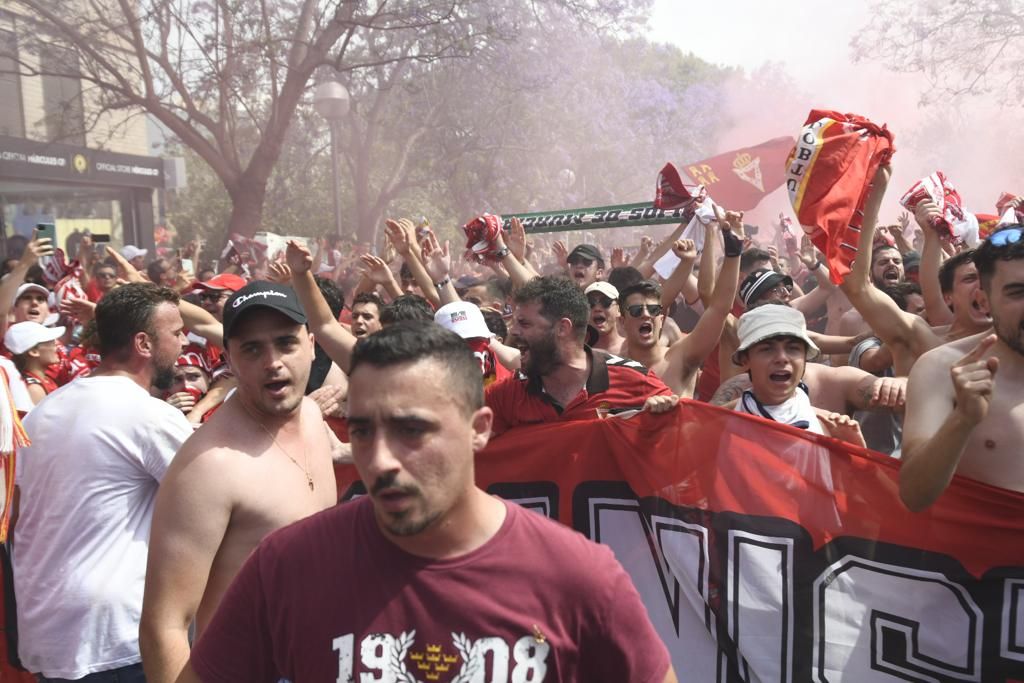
[35,223,56,244]
[180,258,194,273]
[91,233,111,243]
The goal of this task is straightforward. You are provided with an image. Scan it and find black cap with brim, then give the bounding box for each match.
[568,244,603,264]
[222,281,308,342]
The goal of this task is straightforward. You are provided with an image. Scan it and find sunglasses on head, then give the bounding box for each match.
[587,294,614,308]
[626,303,663,318]
[567,256,594,267]
[988,226,1024,247]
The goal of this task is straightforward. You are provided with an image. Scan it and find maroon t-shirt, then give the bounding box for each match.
[190,497,670,683]
[485,347,672,436]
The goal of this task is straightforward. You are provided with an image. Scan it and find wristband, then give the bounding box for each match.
[812,260,823,271]
[493,246,510,259]
[721,229,742,257]
[434,276,451,289]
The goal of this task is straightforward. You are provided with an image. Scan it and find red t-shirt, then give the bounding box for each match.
[190,497,670,683]
[485,347,672,436]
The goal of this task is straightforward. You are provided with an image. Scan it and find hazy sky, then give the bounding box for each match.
[643,0,1024,219]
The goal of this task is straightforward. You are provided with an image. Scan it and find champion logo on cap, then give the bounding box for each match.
[232,290,288,308]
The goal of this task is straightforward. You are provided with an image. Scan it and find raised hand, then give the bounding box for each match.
[267,261,292,284]
[59,296,96,323]
[22,234,54,268]
[421,232,451,284]
[285,240,313,275]
[639,235,654,255]
[950,334,999,425]
[506,217,527,263]
[359,254,396,286]
[384,219,413,257]
[671,239,697,261]
[552,240,569,264]
[898,211,911,233]
[798,235,818,267]
[610,247,627,269]
[819,411,866,447]
[308,384,345,418]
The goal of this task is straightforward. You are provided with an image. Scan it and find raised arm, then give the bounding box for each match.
[358,254,404,301]
[696,222,718,308]
[665,217,742,384]
[286,240,358,372]
[494,220,537,290]
[0,234,52,336]
[420,232,460,305]
[838,165,920,349]
[658,239,697,309]
[915,200,955,325]
[636,222,687,278]
[386,219,440,308]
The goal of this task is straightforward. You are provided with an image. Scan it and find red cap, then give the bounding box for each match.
[194,273,246,292]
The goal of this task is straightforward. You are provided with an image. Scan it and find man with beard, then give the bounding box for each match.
[837,241,905,338]
[584,281,626,355]
[900,226,1024,510]
[486,276,676,436]
[11,283,193,681]
[140,282,337,683]
[178,322,676,683]
[839,167,992,376]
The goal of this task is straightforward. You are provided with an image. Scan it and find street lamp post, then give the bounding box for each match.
[312,79,351,239]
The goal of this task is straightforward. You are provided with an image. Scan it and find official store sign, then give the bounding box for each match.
[0,134,163,188]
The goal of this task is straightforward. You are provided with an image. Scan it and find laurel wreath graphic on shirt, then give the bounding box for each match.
[388,629,484,683]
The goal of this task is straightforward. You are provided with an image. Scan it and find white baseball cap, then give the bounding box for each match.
[584,281,619,301]
[121,245,148,261]
[434,301,492,340]
[4,321,65,355]
[733,304,820,363]
[15,283,49,302]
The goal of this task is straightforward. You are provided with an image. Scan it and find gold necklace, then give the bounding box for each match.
[242,402,314,491]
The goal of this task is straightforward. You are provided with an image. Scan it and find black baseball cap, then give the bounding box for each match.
[739,269,793,307]
[567,244,603,265]
[222,281,307,341]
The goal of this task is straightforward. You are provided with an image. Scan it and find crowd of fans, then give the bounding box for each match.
[0,161,1022,681]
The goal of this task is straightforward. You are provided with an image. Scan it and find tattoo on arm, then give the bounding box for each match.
[711,374,751,406]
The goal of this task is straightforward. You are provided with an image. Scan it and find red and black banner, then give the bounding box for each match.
[337,401,1024,681]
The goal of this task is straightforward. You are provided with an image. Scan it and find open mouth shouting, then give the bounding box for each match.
[769,369,793,385]
[264,379,290,398]
[881,266,901,284]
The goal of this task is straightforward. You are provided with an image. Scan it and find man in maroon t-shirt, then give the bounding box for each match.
[180,322,675,683]
[486,276,676,436]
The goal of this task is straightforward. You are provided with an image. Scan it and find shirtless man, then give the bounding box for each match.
[900,226,1024,510]
[140,281,337,683]
[839,167,992,376]
[620,222,741,397]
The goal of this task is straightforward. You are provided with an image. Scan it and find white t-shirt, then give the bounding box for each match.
[12,375,192,679]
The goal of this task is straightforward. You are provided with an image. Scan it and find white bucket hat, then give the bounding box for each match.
[733,304,819,363]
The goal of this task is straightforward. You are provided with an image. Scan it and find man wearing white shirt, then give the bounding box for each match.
[10,283,192,682]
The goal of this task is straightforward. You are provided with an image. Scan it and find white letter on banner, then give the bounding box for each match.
[725,530,794,683]
[812,556,982,682]
[589,499,721,682]
[1001,579,1024,663]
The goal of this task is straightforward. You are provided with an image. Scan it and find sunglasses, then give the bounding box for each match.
[626,303,663,318]
[587,294,615,308]
[96,271,116,279]
[199,291,228,303]
[567,256,594,267]
[989,226,1023,247]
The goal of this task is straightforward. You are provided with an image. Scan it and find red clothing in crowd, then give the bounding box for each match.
[485,347,671,437]
[190,496,671,683]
